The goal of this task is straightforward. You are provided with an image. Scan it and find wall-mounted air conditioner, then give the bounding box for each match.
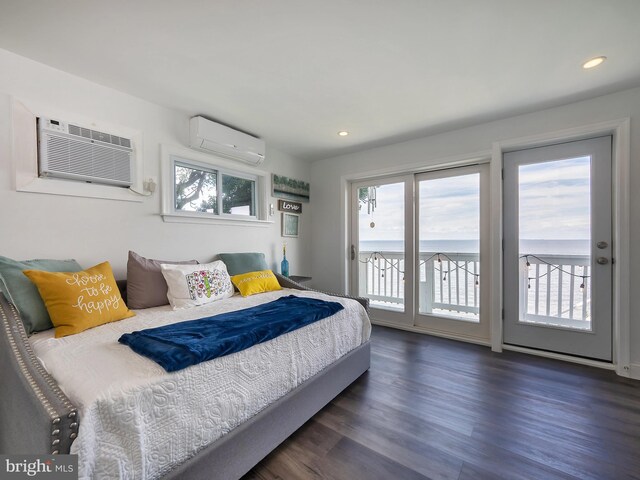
[189,116,265,166]
[37,118,134,187]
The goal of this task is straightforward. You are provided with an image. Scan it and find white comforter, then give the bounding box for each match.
[29,289,371,480]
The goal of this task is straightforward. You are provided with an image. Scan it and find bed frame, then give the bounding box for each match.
[0,274,370,479]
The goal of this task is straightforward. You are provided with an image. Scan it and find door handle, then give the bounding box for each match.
[351,245,356,261]
[596,257,609,265]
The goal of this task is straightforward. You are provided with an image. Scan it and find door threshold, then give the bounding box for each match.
[502,344,615,370]
[371,319,491,347]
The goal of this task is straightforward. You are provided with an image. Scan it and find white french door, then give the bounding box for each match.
[503,136,612,361]
[350,165,490,341]
[350,175,414,326]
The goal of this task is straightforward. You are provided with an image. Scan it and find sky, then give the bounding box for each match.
[358,156,591,243]
[519,157,590,240]
[358,173,480,242]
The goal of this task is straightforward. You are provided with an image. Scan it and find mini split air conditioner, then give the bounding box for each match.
[189,116,265,166]
[37,118,134,187]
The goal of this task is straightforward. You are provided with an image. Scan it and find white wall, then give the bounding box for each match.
[310,86,640,368]
[0,48,311,279]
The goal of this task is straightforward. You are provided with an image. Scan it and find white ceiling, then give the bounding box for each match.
[1,0,640,161]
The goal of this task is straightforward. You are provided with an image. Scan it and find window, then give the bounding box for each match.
[161,148,270,226]
[173,157,257,218]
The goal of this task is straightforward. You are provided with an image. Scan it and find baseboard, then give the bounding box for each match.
[628,363,640,380]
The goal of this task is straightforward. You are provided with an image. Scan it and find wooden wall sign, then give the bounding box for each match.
[278,199,302,213]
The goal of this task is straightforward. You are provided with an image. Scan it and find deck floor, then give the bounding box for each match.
[244,325,640,480]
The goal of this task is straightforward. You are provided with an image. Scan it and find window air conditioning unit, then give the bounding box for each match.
[189,116,265,166]
[37,118,134,187]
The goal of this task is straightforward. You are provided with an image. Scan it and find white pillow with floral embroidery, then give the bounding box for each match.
[160,260,234,309]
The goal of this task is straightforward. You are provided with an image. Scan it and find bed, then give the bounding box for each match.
[0,273,371,479]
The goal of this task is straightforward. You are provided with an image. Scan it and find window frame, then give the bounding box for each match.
[161,145,272,226]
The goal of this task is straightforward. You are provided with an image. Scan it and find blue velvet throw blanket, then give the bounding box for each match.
[119,295,344,372]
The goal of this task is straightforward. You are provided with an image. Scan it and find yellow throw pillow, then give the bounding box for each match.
[231,270,282,297]
[24,261,135,338]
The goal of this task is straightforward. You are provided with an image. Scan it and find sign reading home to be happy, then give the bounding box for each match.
[278,199,302,213]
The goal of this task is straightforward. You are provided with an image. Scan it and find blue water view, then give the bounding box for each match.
[360,239,590,255]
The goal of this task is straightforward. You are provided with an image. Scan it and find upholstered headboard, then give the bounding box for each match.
[0,293,79,454]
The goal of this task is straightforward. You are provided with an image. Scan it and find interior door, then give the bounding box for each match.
[503,136,612,361]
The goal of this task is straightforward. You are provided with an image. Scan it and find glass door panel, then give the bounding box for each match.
[356,182,405,312]
[418,172,480,322]
[518,157,591,330]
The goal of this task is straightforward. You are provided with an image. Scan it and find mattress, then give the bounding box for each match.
[29,289,371,480]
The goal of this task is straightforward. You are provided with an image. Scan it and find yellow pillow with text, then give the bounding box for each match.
[24,261,135,337]
[231,270,282,297]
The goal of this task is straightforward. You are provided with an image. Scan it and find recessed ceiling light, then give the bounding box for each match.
[582,56,606,69]
[337,131,349,137]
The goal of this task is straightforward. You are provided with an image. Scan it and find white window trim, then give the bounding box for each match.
[11,97,145,203]
[160,144,272,226]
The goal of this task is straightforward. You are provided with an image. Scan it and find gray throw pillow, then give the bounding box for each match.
[126,251,198,309]
[0,256,82,334]
[218,252,269,276]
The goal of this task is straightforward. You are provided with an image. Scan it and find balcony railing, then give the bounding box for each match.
[520,254,591,330]
[359,250,591,328]
[359,251,480,320]
[358,251,405,307]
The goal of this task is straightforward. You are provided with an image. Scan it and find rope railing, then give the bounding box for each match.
[358,251,479,284]
[520,254,590,289]
[357,251,589,289]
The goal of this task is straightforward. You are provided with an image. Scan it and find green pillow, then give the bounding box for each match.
[0,256,82,334]
[218,252,269,276]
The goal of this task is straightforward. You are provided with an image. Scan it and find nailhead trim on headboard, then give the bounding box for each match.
[0,293,79,454]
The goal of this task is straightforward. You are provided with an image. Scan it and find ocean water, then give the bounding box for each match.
[360,239,590,255]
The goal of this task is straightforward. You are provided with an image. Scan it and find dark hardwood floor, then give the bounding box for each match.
[244,326,640,480]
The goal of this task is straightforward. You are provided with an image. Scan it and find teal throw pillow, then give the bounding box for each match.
[0,256,82,334]
[218,252,269,276]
